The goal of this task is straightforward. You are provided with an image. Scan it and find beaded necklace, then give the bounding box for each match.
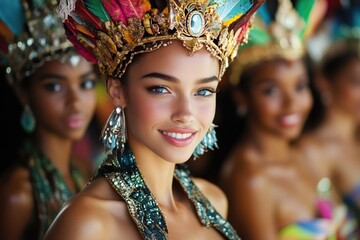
[95,145,240,240]
[27,143,84,239]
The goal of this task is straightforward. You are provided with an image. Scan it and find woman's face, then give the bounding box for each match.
[114,41,220,163]
[244,59,312,140]
[25,57,97,141]
[327,58,360,121]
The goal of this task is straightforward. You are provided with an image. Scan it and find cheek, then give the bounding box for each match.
[253,97,282,118]
[31,94,63,119]
[299,91,313,113]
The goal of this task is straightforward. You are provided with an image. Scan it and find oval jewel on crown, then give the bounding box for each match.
[188,11,204,36]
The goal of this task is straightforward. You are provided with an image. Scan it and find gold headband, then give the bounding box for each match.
[229,0,315,85]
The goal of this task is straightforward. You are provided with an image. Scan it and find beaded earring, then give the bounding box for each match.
[193,123,218,159]
[21,105,36,133]
[100,107,127,153]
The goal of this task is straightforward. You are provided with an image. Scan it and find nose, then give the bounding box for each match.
[171,94,195,124]
[66,86,81,109]
[283,91,297,111]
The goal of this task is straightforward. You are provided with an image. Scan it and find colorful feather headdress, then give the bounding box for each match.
[0,0,79,84]
[229,0,317,85]
[57,0,265,79]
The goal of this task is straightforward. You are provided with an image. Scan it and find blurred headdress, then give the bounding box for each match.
[229,0,317,85]
[320,0,360,63]
[0,0,79,84]
[57,0,265,79]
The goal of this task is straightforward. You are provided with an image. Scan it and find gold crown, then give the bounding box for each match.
[229,0,313,85]
[58,0,264,79]
[1,0,77,83]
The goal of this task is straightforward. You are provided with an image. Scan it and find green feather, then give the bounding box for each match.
[84,0,111,23]
[249,28,271,45]
[295,0,315,22]
[295,0,316,37]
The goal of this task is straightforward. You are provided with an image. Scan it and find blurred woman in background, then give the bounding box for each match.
[0,1,98,239]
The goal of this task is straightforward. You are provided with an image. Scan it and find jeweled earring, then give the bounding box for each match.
[21,105,35,133]
[100,107,127,153]
[193,123,218,159]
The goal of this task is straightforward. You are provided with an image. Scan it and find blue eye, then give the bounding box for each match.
[147,86,170,94]
[82,79,96,90]
[196,88,216,96]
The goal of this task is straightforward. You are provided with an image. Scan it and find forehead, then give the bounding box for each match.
[127,41,220,81]
[31,58,93,79]
[251,59,306,84]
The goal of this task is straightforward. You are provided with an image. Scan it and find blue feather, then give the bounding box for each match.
[0,0,25,37]
[216,0,253,22]
[257,3,271,26]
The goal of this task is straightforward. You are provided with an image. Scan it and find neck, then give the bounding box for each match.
[34,132,73,175]
[129,143,178,209]
[246,123,292,163]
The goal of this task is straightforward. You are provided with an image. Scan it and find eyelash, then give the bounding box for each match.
[146,86,217,96]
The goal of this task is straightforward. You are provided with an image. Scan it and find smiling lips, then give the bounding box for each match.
[65,115,84,129]
[160,129,197,147]
[278,114,301,127]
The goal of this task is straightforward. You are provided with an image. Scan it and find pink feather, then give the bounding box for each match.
[101,0,126,24]
[116,0,151,20]
[67,35,98,64]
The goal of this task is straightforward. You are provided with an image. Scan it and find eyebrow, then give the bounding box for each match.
[38,70,95,81]
[141,72,219,84]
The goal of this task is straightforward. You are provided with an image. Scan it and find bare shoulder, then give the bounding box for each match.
[218,143,272,210]
[0,166,33,238]
[192,177,228,217]
[45,177,137,240]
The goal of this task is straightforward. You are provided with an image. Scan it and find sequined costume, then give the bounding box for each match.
[24,142,85,239]
[93,145,240,240]
[279,178,358,240]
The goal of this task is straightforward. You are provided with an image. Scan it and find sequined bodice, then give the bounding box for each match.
[94,146,240,240]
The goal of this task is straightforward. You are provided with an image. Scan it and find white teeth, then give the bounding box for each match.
[282,114,300,125]
[162,131,192,139]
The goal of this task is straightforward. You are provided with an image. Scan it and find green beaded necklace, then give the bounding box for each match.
[95,145,240,240]
[27,143,84,238]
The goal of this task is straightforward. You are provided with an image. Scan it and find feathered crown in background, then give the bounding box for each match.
[229,0,317,85]
[0,0,79,84]
[57,0,265,79]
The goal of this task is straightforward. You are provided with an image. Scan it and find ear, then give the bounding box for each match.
[107,78,126,108]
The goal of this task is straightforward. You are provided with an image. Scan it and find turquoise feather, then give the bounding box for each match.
[0,0,25,36]
[257,3,271,26]
[216,0,254,22]
[84,0,111,23]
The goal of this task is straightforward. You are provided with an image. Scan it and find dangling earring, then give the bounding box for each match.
[193,123,218,159]
[100,107,127,153]
[21,105,35,133]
